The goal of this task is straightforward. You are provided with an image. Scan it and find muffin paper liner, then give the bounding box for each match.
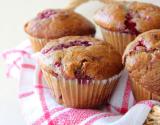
[41,69,63,104]
[42,68,122,108]
[29,34,95,52]
[29,36,51,52]
[101,28,136,55]
[130,77,160,102]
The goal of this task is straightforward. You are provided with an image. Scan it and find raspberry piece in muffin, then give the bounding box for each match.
[54,61,61,67]
[37,9,57,19]
[133,40,146,51]
[74,59,92,83]
[42,40,92,54]
[124,13,139,35]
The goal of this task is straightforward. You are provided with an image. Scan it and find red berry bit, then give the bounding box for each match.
[74,59,92,84]
[54,61,61,67]
[124,13,139,35]
[133,40,147,51]
[74,69,92,84]
[42,41,92,54]
[37,9,57,19]
[59,95,62,99]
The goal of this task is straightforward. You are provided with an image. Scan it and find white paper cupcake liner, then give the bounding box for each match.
[130,77,160,102]
[42,69,122,108]
[29,36,51,52]
[101,28,136,55]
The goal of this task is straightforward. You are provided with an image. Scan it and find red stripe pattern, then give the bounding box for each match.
[35,84,49,89]
[85,113,114,125]
[19,91,34,99]
[120,80,131,114]
[138,101,154,108]
[33,107,65,125]
[2,49,31,59]
[6,57,21,77]
[48,109,101,125]
[38,70,52,124]
[21,64,35,70]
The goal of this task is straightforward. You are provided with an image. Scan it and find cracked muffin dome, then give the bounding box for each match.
[94,1,160,35]
[24,9,95,39]
[39,36,123,80]
[123,29,160,101]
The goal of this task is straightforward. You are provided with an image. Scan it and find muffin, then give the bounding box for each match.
[144,105,160,125]
[39,36,123,108]
[123,29,160,102]
[94,1,160,55]
[24,9,95,52]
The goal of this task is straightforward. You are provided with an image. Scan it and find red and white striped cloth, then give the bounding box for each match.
[1,40,159,125]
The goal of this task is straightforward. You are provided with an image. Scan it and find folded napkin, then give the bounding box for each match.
[1,40,159,125]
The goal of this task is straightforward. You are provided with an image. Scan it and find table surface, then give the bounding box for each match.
[0,0,159,125]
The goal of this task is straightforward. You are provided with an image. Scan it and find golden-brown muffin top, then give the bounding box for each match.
[94,1,160,35]
[24,9,95,39]
[123,29,160,64]
[39,36,123,80]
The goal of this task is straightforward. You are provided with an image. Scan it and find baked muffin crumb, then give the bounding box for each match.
[94,1,160,34]
[40,36,123,80]
[25,9,96,39]
[123,29,160,100]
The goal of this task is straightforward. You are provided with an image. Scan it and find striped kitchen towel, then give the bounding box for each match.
[1,40,159,125]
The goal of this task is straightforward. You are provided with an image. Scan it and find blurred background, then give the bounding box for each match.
[0,0,159,125]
